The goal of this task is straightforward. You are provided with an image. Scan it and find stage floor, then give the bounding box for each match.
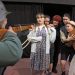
[4,54,69,75]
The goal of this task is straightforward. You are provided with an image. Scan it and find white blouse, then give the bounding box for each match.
[27,24,56,54]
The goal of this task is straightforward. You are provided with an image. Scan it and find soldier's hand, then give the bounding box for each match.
[8,26,16,34]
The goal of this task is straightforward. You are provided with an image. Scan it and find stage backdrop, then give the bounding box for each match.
[2,0,75,5]
[4,2,43,58]
[2,1,75,58]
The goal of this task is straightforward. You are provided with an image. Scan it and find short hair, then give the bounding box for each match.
[36,13,45,18]
[45,15,50,20]
[53,15,62,23]
[63,13,70,19]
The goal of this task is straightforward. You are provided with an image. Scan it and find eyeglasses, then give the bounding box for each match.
[44,21,50,22]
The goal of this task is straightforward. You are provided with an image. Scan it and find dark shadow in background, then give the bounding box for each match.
[3,2,74,58]
[43,4,72,20]
[4,2,43,58]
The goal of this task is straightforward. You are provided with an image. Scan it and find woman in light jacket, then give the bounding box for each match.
[27,13,56,75]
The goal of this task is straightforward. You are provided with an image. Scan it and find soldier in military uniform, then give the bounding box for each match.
[0,1,23,75]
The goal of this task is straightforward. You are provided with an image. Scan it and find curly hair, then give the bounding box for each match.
[53,15,62,23]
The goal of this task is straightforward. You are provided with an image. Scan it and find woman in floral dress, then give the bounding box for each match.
[27,13,56,75]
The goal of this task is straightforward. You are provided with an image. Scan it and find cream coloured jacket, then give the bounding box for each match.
[27,25,56,54]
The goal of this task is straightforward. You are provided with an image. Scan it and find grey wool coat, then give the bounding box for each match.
[0,31,23,67]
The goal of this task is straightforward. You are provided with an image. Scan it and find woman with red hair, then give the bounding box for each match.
[52,15,62,75]
[52,15,62,27]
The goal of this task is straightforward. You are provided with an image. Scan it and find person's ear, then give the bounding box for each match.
[4,18,7,24]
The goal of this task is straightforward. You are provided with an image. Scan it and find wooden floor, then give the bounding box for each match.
[4,54,69,75]
[52,54,69,75]
[4,58,32,75]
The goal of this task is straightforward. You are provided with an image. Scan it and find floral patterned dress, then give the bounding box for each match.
[30,27,50,71]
